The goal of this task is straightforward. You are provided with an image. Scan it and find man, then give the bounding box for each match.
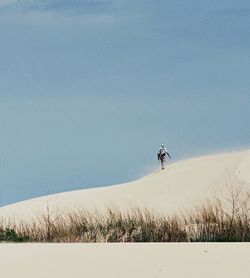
[157,144,171,169]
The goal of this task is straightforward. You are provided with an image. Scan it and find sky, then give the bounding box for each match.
[0,0,249,206]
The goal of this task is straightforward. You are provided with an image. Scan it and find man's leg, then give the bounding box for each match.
[161,159,164,169]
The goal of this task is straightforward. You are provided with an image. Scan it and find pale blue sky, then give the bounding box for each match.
[0,0,249,205]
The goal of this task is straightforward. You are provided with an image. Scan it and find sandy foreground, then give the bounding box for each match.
[1,149,250,221]
[0,243,250,278]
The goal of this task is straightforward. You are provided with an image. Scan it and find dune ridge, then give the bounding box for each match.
[1,150,250,222]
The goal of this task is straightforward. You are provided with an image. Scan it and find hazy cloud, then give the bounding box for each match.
[0,0,114,14]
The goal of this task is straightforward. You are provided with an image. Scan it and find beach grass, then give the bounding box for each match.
[1,187,249,243]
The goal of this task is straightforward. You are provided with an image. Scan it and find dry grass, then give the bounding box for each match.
[0,187,249,242]
[186,186,250,241]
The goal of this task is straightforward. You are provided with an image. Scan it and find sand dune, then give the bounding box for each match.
[1,150,250,278]
[1,150,250,222]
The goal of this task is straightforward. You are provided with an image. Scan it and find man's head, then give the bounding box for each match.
[161,144,164,148]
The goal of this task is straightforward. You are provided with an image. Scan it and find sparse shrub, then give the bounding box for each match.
[0,227,28,242]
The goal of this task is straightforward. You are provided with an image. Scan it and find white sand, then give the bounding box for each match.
[0,243,250,278]
[1,150,250,221]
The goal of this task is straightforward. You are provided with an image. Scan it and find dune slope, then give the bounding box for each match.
[1,150,250,221]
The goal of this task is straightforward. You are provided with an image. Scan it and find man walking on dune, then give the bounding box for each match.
[157,144,171,170]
